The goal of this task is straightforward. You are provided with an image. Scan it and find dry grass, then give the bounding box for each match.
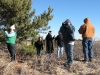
[0,41,100,75]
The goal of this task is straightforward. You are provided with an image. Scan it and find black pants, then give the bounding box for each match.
[36,48,42,56]
[7,43,15,61]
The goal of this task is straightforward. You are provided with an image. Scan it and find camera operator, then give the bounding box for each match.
[3,24,17,62]
[59,19,75,67]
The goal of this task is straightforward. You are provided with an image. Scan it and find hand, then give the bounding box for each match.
[3,28,7,31]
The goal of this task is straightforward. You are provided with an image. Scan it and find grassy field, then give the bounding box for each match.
[0,41,100,75]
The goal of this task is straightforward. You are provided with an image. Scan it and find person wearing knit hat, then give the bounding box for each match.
[10,24,15,29]
[4,24,17,62]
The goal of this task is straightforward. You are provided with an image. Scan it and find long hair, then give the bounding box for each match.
[38,37,43,42]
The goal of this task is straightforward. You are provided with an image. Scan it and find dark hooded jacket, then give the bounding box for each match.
[59,19,75,43]
[55,33,64,47]
[46,33,54,53]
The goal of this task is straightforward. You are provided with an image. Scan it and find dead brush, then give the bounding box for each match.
[87,62,99,70]
[33,54,63,74]
[68,63,83,73]
[0,41,100,75]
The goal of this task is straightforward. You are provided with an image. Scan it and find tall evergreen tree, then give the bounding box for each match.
[0,0,53,43]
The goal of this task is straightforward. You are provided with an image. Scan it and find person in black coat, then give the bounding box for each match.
[45,31,54,56]
[34,37,43,56]
[55,31,64,58]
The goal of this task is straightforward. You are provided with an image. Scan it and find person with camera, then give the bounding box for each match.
[4,24,17,62]
[34,37,43,57]
[78,18,95,62]
[59,19,75,67]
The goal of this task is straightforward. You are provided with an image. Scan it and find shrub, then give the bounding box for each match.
[17,44,36,56]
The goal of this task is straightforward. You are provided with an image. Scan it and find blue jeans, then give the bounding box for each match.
[64,43,74,65]
[57,46,63,58]
[82,38,93,61]
[7,44,15,61]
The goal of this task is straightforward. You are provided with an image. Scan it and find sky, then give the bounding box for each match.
[32,0,100,40]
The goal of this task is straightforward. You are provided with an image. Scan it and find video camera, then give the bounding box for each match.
[0,25,7,30]
[62,21,67,28]
[62,19,71,28]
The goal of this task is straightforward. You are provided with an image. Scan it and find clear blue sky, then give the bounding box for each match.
[32,0,100,39]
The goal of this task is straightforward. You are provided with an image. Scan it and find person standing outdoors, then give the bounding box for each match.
[55,31,64,58]
[78,18,95,62]
[45,31,54,58]
[34,37,43,57]
[59,19,75,66]
[4,24,17,62]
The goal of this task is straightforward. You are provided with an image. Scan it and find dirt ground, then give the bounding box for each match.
[0,41,100,75]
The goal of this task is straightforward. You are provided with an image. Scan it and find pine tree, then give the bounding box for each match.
[0,0,53,44]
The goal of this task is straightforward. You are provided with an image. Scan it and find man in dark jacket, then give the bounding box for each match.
[59,19,75,66]
[55,31,64,58]
[46,31,54,57]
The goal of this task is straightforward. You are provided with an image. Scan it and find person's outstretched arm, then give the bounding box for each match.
[5,31,16,37]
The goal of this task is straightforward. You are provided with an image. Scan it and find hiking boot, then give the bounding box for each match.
[63,63,71,67]
[89,59,92,62]
[82,60,88,63]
